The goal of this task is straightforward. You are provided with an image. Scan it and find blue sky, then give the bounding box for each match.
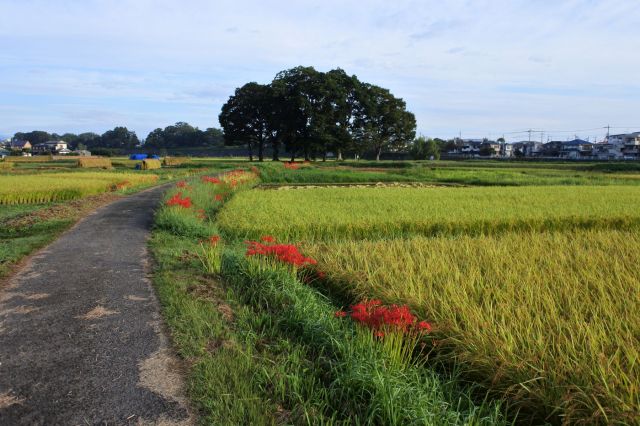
[1,0,639,142]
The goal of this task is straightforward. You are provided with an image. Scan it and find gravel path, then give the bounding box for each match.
[0,185,193,425]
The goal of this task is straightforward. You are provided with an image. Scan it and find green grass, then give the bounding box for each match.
[218,185,640,242]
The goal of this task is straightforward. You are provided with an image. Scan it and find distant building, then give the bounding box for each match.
[511,141,543,157]
[32,140,68,155]
[558,139,593,159]
[9,140,31,151]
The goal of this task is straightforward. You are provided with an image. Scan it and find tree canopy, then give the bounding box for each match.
[219,66,416,161]
[144,122,224,149]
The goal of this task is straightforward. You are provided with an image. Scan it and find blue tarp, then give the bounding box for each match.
[129,154,147,160]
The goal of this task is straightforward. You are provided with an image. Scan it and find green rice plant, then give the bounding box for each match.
[218,185,640,242]
[0,172,158,204]
[305,230,640,424]
[77,157,112,168]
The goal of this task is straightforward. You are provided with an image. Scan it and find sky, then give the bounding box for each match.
[1,0,639,142]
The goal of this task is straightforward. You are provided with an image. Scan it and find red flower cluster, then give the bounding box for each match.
[166,192,192,208]
[176,181,188,188]
[215,194,224,202]
[196,208,206,219]
[283,162,300,170]
[208,235,221,245]
[202,176,221,184]
[260,235,276,243]
[338,300,432,335]
[245,241,317,267]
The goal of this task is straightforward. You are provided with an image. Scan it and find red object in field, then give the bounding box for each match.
[166,192,192,208]
[202,176,221,184]
[245,240,317,267]
[347,300,432,335]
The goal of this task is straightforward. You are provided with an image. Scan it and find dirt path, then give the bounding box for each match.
[0,185,193,425]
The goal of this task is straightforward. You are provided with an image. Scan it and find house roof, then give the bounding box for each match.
[10,140,31,148]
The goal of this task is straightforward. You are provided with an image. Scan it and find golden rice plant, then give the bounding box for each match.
[0,172,158,204]
[162,156,188,166]
[305,230,640,424]
[0,161,12,169]
[77,157,112,169]
[141,159,161,170]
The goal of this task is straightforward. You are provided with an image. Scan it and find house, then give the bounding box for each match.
[479,142,501,157]
[511,141,543,157]
[9,140,31,151]
[560,140,592,159]
[0,147,9,158]
[499,143,513,158]
[32,140,68,155]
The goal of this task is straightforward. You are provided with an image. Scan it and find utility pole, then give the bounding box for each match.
[528,129,533,143]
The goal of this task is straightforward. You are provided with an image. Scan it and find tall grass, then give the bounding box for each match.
[305,230,640,424]
[0,172,159,204]
[218,185,640,242]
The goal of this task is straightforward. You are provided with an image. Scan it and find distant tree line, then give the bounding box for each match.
[144,122,223,148]
[219,66,416,161]
[11,123,224,154]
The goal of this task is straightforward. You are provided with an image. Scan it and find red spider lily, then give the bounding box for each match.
[283,162,300,170]
[208,235,221,245]
[317,271,326,279]
[346,300,432,335]
[196,209,206,219]
[166,192,192,208]
[334,310,347,318]
[416,321,432,332]
[176,180,188,188]
[202,176,221,184]
[215,194,223,202]
[245,241,317,267]
[260,235,276,243]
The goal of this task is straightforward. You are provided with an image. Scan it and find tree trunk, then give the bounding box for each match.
[258,140,264,162]
[337,148,343,161]
[322,150,327,162]
[272,141,280,161]
[376,146,381,162]
[248,143,254,162]
[304,146,310,162]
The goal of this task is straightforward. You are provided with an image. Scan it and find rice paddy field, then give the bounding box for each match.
[211,162,640,424]
[218,185,640,241]
[0,172,159,204]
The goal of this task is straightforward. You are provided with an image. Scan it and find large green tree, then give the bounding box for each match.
[219,82,274,161]
[220,66,418,162]
[357,83,416,161]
